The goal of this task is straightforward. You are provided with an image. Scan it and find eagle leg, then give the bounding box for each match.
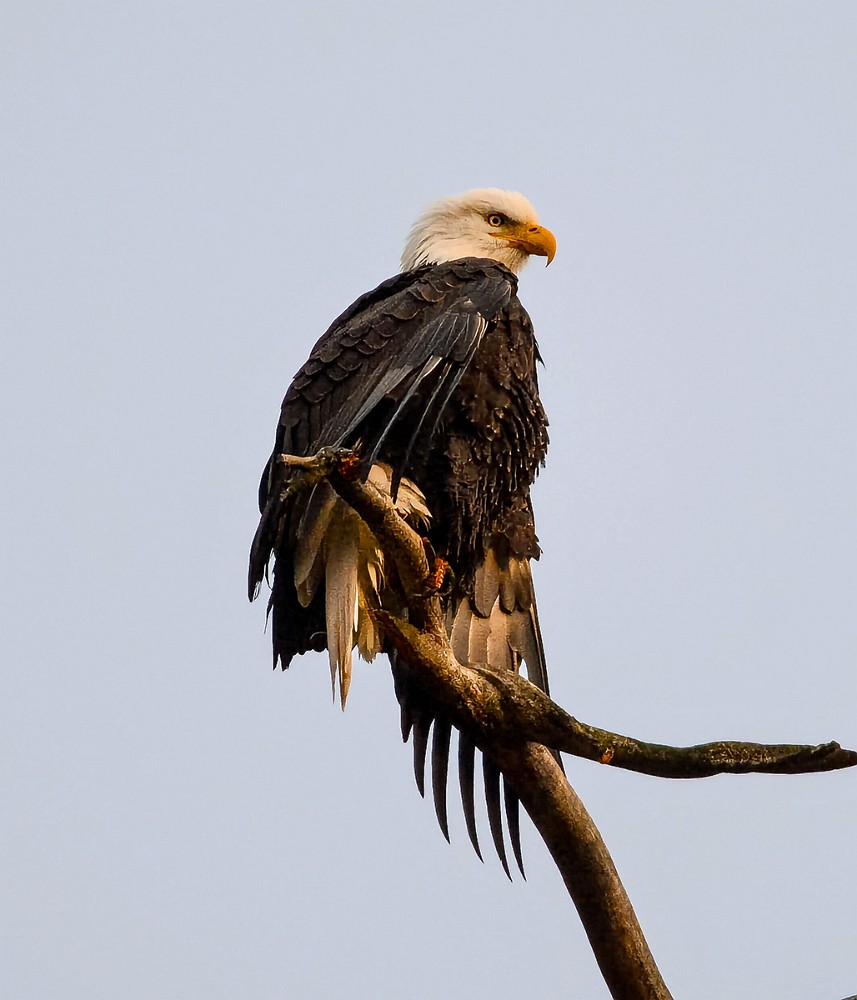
[424,555,449,595]
[334,451,363,482]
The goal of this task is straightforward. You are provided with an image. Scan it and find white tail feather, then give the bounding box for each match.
[294,484,337,607]
[323,512,359,708]
[294,463,429,707]
[449,553,545,685]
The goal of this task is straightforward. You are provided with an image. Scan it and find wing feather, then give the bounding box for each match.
[271,267,510,467]
[431,717,452,843]
[483,756,511,880]
[250,258,554,871]
[411,712,431,798]
[458,733,482,862]
[504,779,526,878]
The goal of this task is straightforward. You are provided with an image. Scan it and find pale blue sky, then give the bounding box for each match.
[3,3,856,998]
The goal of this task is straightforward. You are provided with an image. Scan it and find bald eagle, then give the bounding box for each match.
[249,189,556,871]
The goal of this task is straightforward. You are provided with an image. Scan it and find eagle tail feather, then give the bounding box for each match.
[323,515,359,709]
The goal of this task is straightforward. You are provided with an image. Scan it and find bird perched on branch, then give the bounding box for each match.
[249,188,556,873]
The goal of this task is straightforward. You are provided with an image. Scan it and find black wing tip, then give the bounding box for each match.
[411,715,430,798]
[431,718,452,843]
[483,757,511,880]
[504,781,526,879]
[458,733,483,862]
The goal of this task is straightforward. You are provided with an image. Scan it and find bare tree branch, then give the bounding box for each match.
[278,449,855,1000]
[490,743,674,1000]
[374,612,857,778]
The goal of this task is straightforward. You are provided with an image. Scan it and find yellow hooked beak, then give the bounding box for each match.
[494,221,557,265]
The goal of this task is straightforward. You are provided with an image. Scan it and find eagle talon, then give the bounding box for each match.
[424,556,449,594]
[275,448,358,494]
[335,451,362,482]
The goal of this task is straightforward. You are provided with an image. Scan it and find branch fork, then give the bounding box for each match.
[278,448,855,1000]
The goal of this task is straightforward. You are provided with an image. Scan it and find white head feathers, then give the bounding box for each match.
[400,188,556,275]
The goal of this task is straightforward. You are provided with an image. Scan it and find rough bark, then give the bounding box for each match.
[277,450,856,1000]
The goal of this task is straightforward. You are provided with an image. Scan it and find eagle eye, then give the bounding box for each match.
[487,213,506,227]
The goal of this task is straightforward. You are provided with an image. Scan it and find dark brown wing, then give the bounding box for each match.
[249,258,553,873]
[248,261,517,602]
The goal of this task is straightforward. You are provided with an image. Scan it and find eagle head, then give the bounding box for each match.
[400,188,556,274]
